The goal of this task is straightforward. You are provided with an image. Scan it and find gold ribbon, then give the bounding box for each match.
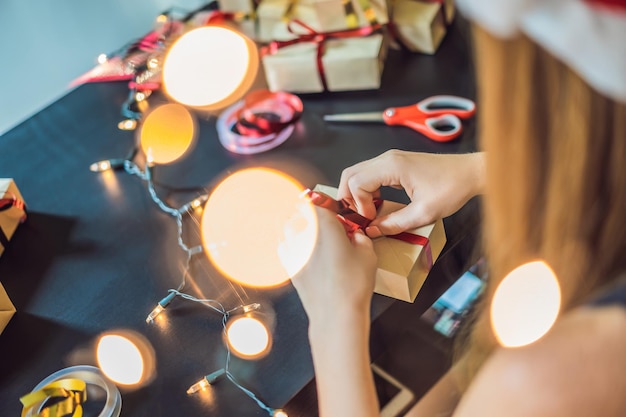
[349,0,379,27]
[282,0,377,28]
[20,379,87,417]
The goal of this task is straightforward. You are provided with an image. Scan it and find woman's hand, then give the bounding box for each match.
[289,207,381,417]
[338,150,485,237]
[290,207,378,326]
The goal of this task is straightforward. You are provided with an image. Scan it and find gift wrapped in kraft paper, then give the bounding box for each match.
[0,282,15,335]
[257,0,388,42]
[1,178,27,257]
[313,185,446,302]
[262,23,388,93]
[391,0,455,54]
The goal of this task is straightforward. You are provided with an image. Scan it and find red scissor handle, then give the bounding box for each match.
[382,95,475,142]
[417,95,476,119]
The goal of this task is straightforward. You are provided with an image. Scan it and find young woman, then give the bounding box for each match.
[291,1,626,416]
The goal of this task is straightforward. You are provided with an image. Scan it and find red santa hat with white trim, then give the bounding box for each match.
[457,0,626,102]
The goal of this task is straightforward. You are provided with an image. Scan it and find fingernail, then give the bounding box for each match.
[366,226,382,238]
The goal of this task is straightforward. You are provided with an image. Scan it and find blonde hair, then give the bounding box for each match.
[457,25,626,387]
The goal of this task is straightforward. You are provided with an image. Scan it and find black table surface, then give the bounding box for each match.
[0,18,479,417]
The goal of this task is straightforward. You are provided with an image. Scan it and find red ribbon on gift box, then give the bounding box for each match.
[307,190,433,269]
[262,20,382,91]
[0,192,27,249]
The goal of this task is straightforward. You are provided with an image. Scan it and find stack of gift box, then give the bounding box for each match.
[211,0,456,94]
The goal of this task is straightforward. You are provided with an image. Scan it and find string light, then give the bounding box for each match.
[88,9,284,416]
[117,119,138,130]
[89,158,126,172]
[146,291,177,323]
[147,58,159,70]
[135,91,148,102]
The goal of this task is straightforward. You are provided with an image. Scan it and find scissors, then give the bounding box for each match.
[323,95,476,142]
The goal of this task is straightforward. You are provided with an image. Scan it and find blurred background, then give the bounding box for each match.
[0,0,206,135]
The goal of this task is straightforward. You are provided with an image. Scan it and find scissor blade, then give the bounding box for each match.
[323,112,384,122]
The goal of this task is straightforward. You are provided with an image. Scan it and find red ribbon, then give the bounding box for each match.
[262,20,381,91]
[216,89,303,154]
[235,90,303,137]
[0,192,27,249]
[308,190,433,270]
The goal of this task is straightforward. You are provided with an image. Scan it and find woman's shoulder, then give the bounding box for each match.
[453,297,626,417]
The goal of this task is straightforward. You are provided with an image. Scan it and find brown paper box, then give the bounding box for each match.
[0,178,26,257]
[313,185,446,302]
[262,32,387,93]
[392,0,447,54]
[0,282,16,335]
[218,0,256,13]
[257,0,388,43]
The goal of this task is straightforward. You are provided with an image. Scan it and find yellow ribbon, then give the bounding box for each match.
[342,0,378,28]
[20,379,87,417]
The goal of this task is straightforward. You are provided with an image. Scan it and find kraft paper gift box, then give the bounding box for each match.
[313,185,446,302]
[262,32,387,93]
[257,0,388,43]
[391,0,447,54]
[218,0,257,13]
[0,178,27,257]
[0,282,15,335]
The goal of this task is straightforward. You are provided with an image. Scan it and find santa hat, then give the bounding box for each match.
[456,0,626,102]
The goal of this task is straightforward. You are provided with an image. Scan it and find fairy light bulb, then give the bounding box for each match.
[201,168,317,288]
[118,119,137,130]
[226,316,270,359]
[146,292,177,323]
[187,369,226,395]
[491,261,561,348]
[97,53,108,64]
[162,26,259,110]
[147,58,159,70]
[272,410,288,417]
[96,335,144,385]
[139,103,196,165]
[156,14,168,24]
[90,160,112,172]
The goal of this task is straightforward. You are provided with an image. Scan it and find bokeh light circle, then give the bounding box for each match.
[162,26,259,109]
[226,316,270,358]
[491,260,561,348]
[140,103,195,164]
[96,335,145,386]
[201,168,318,288]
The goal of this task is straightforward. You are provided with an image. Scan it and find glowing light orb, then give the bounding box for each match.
[139,103,196,165]
[491,261,561,348]
[96,335,145,385]
[226,316,270,358]
[162,26,258,109]
[201,168,317,288]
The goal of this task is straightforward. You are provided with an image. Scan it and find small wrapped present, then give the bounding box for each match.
[262,24,387,93]
[313,185,446,302]
[257,0,388,43]
[0,179,27,257]
[0,282,15,335]
[218,0,257,13]
[391,0,449,54]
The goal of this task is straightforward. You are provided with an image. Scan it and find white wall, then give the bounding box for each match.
[0,0,207,135]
